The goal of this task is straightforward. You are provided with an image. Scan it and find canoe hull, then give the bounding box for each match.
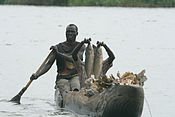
[55,84,144,117]
[102,85,144,117]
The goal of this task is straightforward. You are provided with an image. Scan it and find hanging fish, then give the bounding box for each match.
[85,42,94,78]
[93,42,103,80]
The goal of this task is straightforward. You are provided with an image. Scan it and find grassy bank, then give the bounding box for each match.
[0,0,175,7]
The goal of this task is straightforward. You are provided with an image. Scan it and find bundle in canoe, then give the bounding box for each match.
[55,70,147,117]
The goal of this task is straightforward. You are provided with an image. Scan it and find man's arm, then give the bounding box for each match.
[37,53,56,77]
[50,46,73,62]
[98,42,115,64]
[72,42,84,61]
[72,39,90,61]
[30,52,56,80]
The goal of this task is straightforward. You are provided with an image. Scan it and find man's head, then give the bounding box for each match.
[66,24,78,43]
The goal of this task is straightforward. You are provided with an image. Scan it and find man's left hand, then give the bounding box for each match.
[97,41,106,47]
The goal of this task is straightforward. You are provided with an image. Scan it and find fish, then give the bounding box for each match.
[85,43,94,78]
[93,45,103,79]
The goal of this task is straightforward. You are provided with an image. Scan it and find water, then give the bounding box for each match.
[0,5,175,117]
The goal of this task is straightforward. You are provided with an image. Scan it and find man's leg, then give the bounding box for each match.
[56,78,70,94]
[70,76,80,91]
[55,79,70,107]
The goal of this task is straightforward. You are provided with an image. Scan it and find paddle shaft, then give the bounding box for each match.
[25,50,54,89]
[10,50,54,103]
[26,50,54,89]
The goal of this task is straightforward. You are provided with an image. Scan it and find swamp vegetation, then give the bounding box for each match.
[0,0,175,7]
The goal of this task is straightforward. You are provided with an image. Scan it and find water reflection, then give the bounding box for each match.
[0,97,81,117]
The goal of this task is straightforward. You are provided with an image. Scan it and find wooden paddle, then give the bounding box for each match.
[10,50,54,104]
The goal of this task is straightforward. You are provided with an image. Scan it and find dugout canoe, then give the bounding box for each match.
[55,84,144,117]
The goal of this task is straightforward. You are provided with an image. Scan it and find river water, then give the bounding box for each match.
[0,5,175,117]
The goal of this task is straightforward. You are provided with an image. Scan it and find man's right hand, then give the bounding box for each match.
[83,38,91,44]
[30,73,38,80]
[50,46,57,51]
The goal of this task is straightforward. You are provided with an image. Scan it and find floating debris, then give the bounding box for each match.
[5,43,12,46]
[58,24,63,27]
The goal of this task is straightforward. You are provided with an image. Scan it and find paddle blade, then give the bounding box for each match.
[10,94,21,104]
[10,87,27,104]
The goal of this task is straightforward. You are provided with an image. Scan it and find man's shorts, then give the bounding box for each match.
[55,75,80,95]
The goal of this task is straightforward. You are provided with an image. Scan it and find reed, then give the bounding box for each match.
[68,0,175,7]
[1,0,175,7]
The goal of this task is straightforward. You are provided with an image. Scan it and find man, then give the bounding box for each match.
[30,24,85,96]
[52,38,115,89]
[51,39,115,107]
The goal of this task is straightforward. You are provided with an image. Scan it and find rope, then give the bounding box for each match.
[145,95,153,117]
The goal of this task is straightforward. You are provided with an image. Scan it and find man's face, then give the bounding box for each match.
[66,26,77,43]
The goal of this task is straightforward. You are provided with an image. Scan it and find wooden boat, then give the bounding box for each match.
[55,84,144,117]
